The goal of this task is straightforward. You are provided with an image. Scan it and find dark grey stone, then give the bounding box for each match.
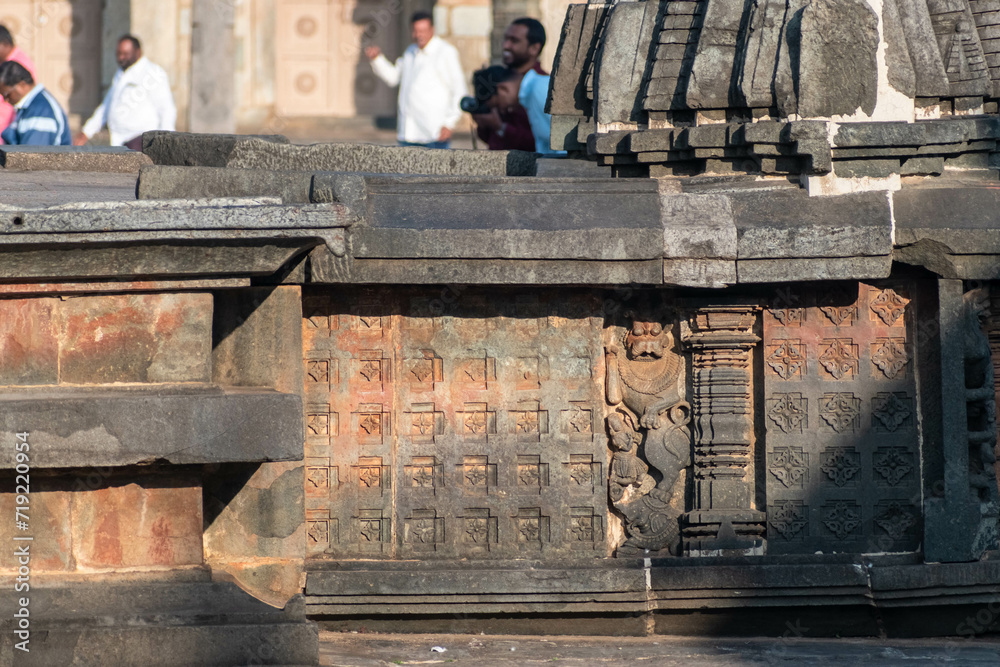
[547,3,608,118]
[320,257,665,285]
[0,199,353,235]
[0,239,320,282]
[534,157,610,177]
[685,0,745,109]
[0,145,152,172]
[226,139,538,176]
[896,0,951,97]
[142,131,289,167]
[0,582,317,666]
[833,159,901,179]
[0,170,137,208]
[663,259,737,288]
[0,386,303,469]
[900,156,944,176]
[549,115,588,152]
[882,0,916,97]
[736,256,892,282]
[731,190,893,260]
[594,1,659,124]
[893,185,1000,254]
[797,0,878,118]
[923,280,985,563]
[213,286,305,396]
[661,193,737,260]
[833,122,926,148]
[352,176,662,228]
[137,165,313,202]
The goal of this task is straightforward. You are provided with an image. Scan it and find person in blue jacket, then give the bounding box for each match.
[0,60,71,146]
[493,67,565,155]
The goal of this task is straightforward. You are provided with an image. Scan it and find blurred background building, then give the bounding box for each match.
[1,0,573,141]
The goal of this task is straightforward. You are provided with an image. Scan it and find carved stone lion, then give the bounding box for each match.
[606,315,691,555]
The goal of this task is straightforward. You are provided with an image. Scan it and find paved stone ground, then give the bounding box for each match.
[318,632,1000,666]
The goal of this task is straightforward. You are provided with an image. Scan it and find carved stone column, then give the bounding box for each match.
[680,305,766,556]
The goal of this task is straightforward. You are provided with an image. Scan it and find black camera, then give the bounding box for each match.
[459,65,509,115]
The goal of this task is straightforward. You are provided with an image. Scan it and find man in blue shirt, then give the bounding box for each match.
[494,67,565,155]
[0,60,71,146]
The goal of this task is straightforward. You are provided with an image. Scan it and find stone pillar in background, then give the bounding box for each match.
[680,305,766,556]
[491,0,541,62]
[923,279,996,562]
[101,0,130,91]
[189,0,236,133]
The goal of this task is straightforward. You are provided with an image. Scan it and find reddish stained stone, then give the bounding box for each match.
[0,489,75,572]
[73,482,203,569]
[0,297,59,385]
[58,293,212,384]
[93,512,124,567]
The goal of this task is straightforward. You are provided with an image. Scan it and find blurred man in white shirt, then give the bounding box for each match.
[365,12,466,148]
[75,35,176,150]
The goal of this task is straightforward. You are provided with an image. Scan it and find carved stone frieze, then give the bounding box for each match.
[302,287,607,560]
[964,288,999,520]
[606,312,690,556]
[764,282,921,554]
[680,305,766,556]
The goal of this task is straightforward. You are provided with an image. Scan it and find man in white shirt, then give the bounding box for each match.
[74,34,176,150]
[365,12,466,148]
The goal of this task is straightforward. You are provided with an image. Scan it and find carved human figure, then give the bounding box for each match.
[964,288,998,503]
[605,315,691,554]
[608,412,655,502]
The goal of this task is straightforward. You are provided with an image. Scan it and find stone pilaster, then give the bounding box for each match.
[680,305,766,556]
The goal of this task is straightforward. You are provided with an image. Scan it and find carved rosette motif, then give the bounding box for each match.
[819,339,859,380]
[767,393,807,434]
[819,393,861,433]
[823,502,861,539]
[872,338,908,379]
[304,288,608,560]
[764,282,921,555]
[768,447,808,489]
[873,447,914,487]
[870,289,909,326]
[872,393,912,432]
[767,340,806,379]
[769,501,807,540]
[876,502,917,541]
[820,447,861,487]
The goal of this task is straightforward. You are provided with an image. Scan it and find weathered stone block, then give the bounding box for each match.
[71,481,203,569]
[57,293,213,384]
[0,298,58,385]
[0,387,305,469]
[137,165,313,202]
[833,159,902,179]
[204,462,305,606]
[661,193,738,260]
[142,131,289,167]
[0,145,153,172]
[0,488,73,571]
[797,0,878,118]
[225,139,537,176]
[213,286,304,395]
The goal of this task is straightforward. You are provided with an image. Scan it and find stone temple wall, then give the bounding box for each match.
[4,2,1000,656]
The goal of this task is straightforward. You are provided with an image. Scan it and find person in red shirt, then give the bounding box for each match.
[473,18,547,152]
[0,25,37,145]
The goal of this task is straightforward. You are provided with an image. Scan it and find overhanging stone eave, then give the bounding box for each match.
[0,385,304,469]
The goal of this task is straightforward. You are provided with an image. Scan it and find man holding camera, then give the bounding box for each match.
[473,18,547,151]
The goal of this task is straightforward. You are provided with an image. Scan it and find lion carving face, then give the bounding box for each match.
[625,320,672,360]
